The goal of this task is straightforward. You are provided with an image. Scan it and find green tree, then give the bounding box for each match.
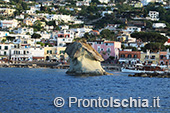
[32,20,43,31]
[100,29,115,40]
[31,33,41,39]
[142,42,164,52]
[6,36,15,41]
[1,39,6,43]
[131,32,168,43]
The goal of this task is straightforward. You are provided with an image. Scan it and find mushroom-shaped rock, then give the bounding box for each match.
[65,41,113,76]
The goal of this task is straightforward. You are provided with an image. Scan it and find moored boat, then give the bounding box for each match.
[121,64,165,74]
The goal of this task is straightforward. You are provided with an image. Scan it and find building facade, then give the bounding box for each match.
[119,50,141,64]
[90,40,121,60]
[140,50,159,64]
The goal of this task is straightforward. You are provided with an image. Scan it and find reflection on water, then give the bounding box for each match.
[0,68,170,112]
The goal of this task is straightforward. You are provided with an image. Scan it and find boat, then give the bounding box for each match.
[121,64,165,74]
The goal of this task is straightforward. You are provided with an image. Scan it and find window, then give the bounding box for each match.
[108,43,114,46]
[128,54,132,58]
[60,50,65,54]
[4,46,8,50]
[145,55,149,59]
[134,54,137,58]
[121,54,125,58]
[4,51,6,55]
[160,55,163,59]
[97,42,101,44]
[105,43,108,46]
[151,55,155,59]
[97,48,101,52]
[47,50,52,54]
[107,48,111,52]
[24,41,27,44]
[0,46,1,49]
[148,61,153,64]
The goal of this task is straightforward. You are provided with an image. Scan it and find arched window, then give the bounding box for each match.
[128,54,132,58]
[121,54,125,58]
[134,54,137,58]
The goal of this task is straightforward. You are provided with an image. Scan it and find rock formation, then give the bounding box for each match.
[65,41,113,76]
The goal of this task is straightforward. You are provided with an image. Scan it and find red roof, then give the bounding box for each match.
[168,39,170,43]
[92,30,99,33]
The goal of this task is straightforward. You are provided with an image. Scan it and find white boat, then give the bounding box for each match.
[121,68,146,73]
[121,64,165,74]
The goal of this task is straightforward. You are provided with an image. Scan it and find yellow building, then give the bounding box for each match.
[56,47,68,62]
[0,8,15,16]
[134,2,143,8]
[44,47,57,61]
[140,50,159,64]
[40,22,46,27]
[23,19,33,26]
[6,8,15,15]
[44,47,68,62]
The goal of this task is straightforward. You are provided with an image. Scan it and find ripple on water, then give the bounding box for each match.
[0,68,169,112]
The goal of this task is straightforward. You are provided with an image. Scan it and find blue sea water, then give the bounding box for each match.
[0,68,170,113]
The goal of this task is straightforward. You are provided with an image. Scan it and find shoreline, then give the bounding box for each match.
[0,63,122,71]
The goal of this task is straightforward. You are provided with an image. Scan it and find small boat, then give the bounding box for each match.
[121,64,165,74]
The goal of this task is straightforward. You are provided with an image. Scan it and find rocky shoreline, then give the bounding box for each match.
[0,63,70,69]
[129,73,170,78]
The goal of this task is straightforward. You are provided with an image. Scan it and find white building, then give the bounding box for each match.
[0,43,14,59]
[11,47,32,61]
[0,31,9,37]
[124,26,141,33]
[44,25,54,31]
[3,0,10,2]
[55,30,74,46]
[84,0,91,3]
[14,27,34,35]
[104,24,120,31]
[70,27,92,38]
[15,14,25,19]
[73,19,84,24]
[152,23,166,28]
[102,11,113,17]
[76,1,90,6]
[99,0,110,4]
[44,14,75,23]
[147,11,159,21]
[59,25,69,30]
[141,0,164,6]
[30,47,44,61]
[25,6,40,14]
[0,19,18,29]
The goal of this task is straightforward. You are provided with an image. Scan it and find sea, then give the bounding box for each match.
[0,68,170,113]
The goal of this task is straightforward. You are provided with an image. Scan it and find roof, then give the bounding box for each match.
[92,30,99,33]
[168,39,170,43]
[104,41,115,43]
